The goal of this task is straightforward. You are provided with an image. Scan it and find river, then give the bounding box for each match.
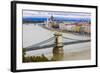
[23,24,91,60]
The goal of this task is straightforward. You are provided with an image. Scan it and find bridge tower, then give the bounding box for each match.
[52,32,64,60]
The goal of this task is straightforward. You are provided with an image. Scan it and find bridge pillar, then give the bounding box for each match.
[52,32,64,61]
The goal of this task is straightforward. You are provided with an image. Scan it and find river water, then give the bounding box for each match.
[23,24,91,60]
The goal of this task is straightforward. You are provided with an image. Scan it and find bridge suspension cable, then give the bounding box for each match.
[25,36,55,49]
[25,35,90,51]
[62,36,89,41]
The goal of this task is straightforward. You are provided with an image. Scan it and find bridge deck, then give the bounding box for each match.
[25,39,90,51]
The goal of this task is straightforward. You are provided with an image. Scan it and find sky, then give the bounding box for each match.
[23,10,91,18]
